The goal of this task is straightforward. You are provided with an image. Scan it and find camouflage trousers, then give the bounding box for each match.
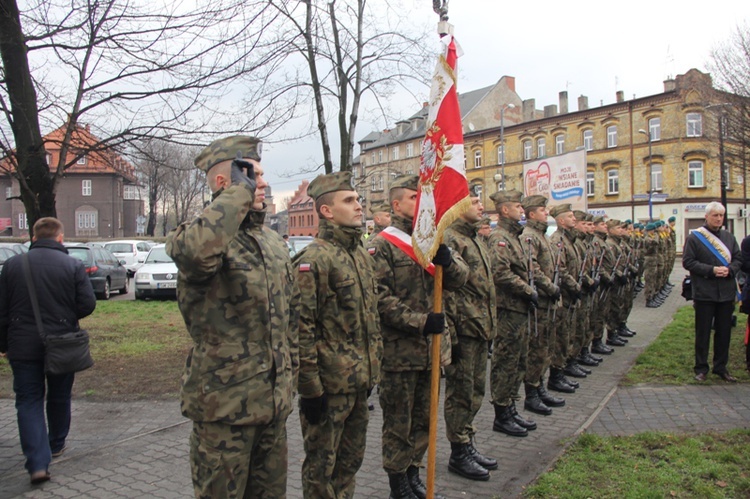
[444,336,488,443]
[525,306,554,386]
[606,284,627,332]
[380,370,431,474]
[573,294,592,354]
[551,303,575,368]
[300,390,369,499]
[591,287,610,340]
[644,257,658,301]
[490,310,529,407]
[190,419,287,499]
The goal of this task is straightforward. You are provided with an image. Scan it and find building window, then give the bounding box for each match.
[46,153,52,166]
[123,185,140,200]
[523,140,532,160]
[651,164,663,191]
[371,153,375,164]
[474,150,482,168]
[82,179,92,196]
[77,212,97,229]
[472,183,483,199]
[406,143,414,157]
[688,160,704,187]
[371,175,383,192]
[649,117,661,141]
[378,150,383,163]
[537,138,546,158]
[497,145,505,165]
[5,186,11,199]
[555,134,564,155]
[686,113,702,137]
[18,213,28,230]
[607,126,617,148]
[583,130,593,151]
[392,146,399,161]
[607,169,619,194]
[586,171,595,197]
[77,154,87,165]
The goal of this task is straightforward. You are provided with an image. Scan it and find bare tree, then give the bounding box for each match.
[269,0,433,173]
[0,0,296,233]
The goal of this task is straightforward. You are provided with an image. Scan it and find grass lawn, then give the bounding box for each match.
[524,430,750,498]
[0,300,191,401]
[623,305,750,386]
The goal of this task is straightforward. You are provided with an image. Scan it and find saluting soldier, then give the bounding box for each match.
[442,185,498,481]
[368,174,468,499]
[520,195,566,414]
[294,171,382,498]
[166,136,300,498]
[488,190,538,437]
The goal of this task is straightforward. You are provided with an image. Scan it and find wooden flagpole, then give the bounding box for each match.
[426,263,443,499]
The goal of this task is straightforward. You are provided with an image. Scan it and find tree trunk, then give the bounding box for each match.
[0,0,57,236]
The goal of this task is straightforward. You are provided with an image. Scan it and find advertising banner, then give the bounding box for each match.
[523,149,587,211]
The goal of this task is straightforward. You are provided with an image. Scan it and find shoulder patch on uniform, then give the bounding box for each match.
[299,263,311,272]
[368,247,376,255]
[497,241,507,247]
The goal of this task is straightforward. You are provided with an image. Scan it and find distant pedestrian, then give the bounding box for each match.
[166,136,300,498]
[682,201,742,382]
[0,217,96,485]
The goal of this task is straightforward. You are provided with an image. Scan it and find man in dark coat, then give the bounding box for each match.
[0,217,96,484]
[682,202,742,382]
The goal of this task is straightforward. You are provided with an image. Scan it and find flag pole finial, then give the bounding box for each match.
[432,0,453,35]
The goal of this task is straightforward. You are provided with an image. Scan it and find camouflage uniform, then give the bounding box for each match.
[644,225,660,303]
[294,172,382,499]
[590,224,612,346]
[166,135,299,499]
[571,224,596,357]
[443,217,496,444]
[368,200,391,239]
[369,213,468,475]
[604,222,628,339]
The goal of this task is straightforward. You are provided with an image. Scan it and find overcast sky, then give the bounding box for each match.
[263,0,748,204]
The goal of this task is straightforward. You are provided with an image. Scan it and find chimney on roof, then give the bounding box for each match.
[559,91,568,114]
[616,90,624,103]
[522,99,535,121]
[578,95,588,111]
[664,78,676,92]
[544,105,557,117]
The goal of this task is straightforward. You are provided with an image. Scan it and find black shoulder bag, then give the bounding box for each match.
[21,253,94,375]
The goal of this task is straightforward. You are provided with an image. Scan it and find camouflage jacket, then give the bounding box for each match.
[293,219,382,398]
[572,230,596,292]
[166,184,300,426]
[644,232,659,257]
[592,232,612,283]
[489,217,534,314]
[604,234,627,279]
[521,219,559,309]
[443,218,497,341]
[549,227,582,306]
[368,215,469,372]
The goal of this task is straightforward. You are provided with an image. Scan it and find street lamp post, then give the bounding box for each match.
[499,103,515,191]
[638,129,653,221]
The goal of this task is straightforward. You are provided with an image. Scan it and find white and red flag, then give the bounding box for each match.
[412,34,470,268]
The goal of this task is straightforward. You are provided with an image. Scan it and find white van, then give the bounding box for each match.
[104,240,152,276]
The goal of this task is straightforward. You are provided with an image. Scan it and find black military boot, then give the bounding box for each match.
[591,339,614,355]
[572,360,592,375]
[524,384,553,415]
[448,443,490,481]
[617,326,634,338]
[622,323,637,335]
[538,380,566,407]
[405,465,445,499]
[564,360,588,378]
[584,347,603,363]
[467,440,498,470]
[510,401,538,430]
[606,332,626,346]
[389,472,419,499]
[492,404,528,437]
[577,348,600,366]
[560,372,580,388]
[547,368,575,393]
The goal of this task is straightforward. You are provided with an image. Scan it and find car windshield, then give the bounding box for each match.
[145,247,174,264]
[67,247,92,264]
[105,243,134,253]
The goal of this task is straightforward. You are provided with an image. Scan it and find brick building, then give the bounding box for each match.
[287,180,317,236]
[0,124,145,238]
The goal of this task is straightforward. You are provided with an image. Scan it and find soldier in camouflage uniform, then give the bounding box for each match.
[367,174,468,499]
[603,219,630,347]
[369,200,392,238]
[571,211,600,370]
[616,220,639,338]
[488,190,538,437]
[634,223,647,292]
[644,223,661,307]
[549,204,586,387]
[478,216,492,249]
[166,136,300,499]
[590,217,615,355]
[442,185,497,481]
[293,172,382,499]
[520,195,565,415]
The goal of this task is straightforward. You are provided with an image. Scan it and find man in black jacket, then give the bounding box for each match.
[0,218,96,484]
[682,202,742,382]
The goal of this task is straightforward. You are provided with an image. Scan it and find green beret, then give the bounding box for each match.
[573,210,587,221]
[194,135,262,172]
[606,219,621,229]
[369,200,390,216]
[633,223,642,229]
[549,203,573,218]
[593,216,606,224]
[390,174,419,192]
[645,223,656,231]
[624,219,632,225]
[308,171,355,201]
[668,216,676,222]
[490,189,523,205]
[521,195,548,210]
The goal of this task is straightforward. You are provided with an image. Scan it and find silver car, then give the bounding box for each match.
[134,244,178,300]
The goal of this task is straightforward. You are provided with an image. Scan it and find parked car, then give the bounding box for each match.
[0,242,28,255]
[104,240,152,276]
[0,246,17,273]
[134,244,178,300]
[66,244,129,300]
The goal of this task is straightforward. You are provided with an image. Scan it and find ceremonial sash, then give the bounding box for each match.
[380,226,436,276]
[693,227,740,300]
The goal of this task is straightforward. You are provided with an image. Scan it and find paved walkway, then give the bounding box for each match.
[2,262,749,498]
